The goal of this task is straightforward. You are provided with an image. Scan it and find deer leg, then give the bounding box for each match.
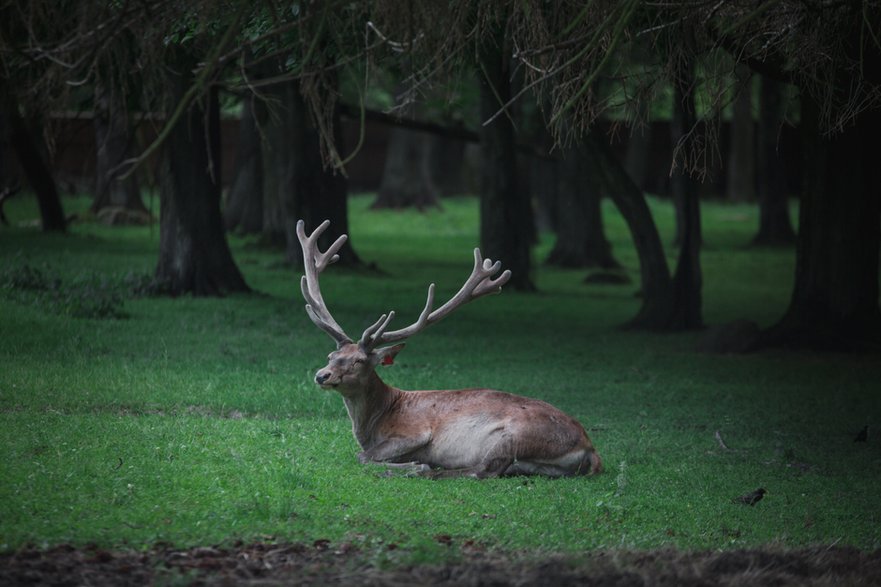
[358,435,430,466]
[359,442,432,475]
[427,454,515,480]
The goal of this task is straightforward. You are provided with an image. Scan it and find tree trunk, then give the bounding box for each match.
[625,123,651,194]
[546,141,618,269]
[0,93,21,194]
[478,40,535,291]
[589,134,674,329]
[284,89,360,267]
[1,84,66,232]
[757,97,881,349]
[91,83,145,214]
[154,54,249,296]
[667,58,703,330]
[372,127,440,210]
[259,77,294,247]
[752,76,795,246]
[224,95,263,234]
[6,113,66,232]
[257,65,358,266]
[726,67,756,202]
[530,154,557,233]
[428,133,466,196]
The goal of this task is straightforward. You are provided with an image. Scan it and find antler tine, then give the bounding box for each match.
[360,312,396,349]
[365,249,508,347]
[474,268,512,296]
[359,283,437,350]
[296,219,352,345]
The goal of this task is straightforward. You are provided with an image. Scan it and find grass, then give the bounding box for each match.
[1,192,879,563]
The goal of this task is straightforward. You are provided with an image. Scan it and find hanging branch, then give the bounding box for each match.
[114,8,247,180]
[482,3,623,128]
[549,0,639,126]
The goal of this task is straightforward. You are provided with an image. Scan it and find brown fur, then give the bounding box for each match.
[315,343,602,478]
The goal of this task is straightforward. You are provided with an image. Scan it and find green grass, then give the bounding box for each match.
[1,193,879,562]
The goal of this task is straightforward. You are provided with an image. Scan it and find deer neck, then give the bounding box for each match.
[341,371,399,449]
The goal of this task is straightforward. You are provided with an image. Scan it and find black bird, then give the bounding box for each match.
[854,425,868,442]
[733,488,766,506]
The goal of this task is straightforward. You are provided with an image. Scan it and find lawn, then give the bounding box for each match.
[1,192,879,567]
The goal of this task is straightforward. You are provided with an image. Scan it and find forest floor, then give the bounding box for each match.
[3,541,880,586]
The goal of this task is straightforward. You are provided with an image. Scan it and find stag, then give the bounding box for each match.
[297,220,602,478]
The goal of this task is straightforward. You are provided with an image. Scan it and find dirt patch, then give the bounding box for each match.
[2,541,880,586]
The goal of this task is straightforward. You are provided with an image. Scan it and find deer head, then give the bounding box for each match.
[296,219,511,392]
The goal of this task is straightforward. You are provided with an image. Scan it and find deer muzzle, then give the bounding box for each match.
[315,370,334,387]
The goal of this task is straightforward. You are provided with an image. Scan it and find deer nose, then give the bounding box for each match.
[315,371,331,385]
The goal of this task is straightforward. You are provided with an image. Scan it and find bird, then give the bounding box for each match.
[854,425,868,442]
[733,488,766,506]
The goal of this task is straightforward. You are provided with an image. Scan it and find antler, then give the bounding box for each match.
[360,248,512,351]
[296,219,352,346]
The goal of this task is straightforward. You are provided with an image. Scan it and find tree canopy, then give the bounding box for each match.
[2,0,879,346]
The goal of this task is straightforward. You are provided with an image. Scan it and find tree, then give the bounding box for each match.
[91,82,148,219]
[255,62,359,266]
[710,3,881,349]
[0,106,15,194]
[259,74,297,248]
[372,127,440,210]
[587,134,673,329]
[624,122,651,195]
[667,54,703,330]
[154,50,249,295]
[0,91,66,232]
[0,4,67,232]
[752,75,794,246]
[428,134,467,196]
[478,38,535,291]
[224,94,264,234]
[284,88,360,267]
[725,66,755,202]
[757,94,881,349]
[546,140,618,269]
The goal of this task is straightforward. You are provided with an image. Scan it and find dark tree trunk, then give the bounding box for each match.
[625,123,651,194]
[530,154,557,233]
[726,67,756,202]
[478,40,535,291]
[428,134,466,196]
[589,134,674,329]
[756,97,881,349]
[284,89,360,267]
[7,114,66,232]
[154,54,249,296]
[1,87,66,232]
[753,76,795,246]
[546,141,618,269]
[224,95,263,234]
[0,95,21,192]
[257,64,358,265]
[91,83,145,214]
[372,127,440,210]
[259,77,294,247]
[667,58,703,330]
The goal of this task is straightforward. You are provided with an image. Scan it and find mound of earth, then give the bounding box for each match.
[2,541,880,586]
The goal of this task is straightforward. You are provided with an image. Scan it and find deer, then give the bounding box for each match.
[296,219,603,479]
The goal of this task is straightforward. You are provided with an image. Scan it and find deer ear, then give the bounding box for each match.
[373,343,405,366]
